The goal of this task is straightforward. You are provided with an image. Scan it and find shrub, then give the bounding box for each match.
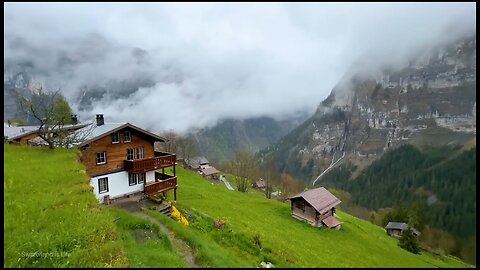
[398,227,421,254]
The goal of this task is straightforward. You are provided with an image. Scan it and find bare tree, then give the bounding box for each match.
[279,173,304,200]
[19,89,75,149]
[260,160,280,199]
[229,149,259,192]
[177,135,198,167]
[160,129,180,153]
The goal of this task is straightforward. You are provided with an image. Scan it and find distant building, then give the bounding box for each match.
[4,117,89,146]
[287,187,342,229]
[385,222,421,237]
[253,179,266,190]
[200,166,220,180]
[187,156,209,170]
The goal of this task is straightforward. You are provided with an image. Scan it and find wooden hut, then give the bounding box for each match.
[287,187,342,229]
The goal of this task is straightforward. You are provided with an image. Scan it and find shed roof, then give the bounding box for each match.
[201,166,219,176]
[385,222,421,236]
[322,215,341,228]
[288,187,341,214]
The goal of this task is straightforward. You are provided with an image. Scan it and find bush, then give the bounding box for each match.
[398,228,421,254]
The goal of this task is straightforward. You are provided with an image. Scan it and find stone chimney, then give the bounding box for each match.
[71,114,78,125]
[96,114,104,126]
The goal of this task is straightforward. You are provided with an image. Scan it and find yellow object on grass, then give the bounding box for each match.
[171,205,189,226]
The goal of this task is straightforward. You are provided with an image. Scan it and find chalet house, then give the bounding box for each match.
[385,222,421,237]
[75,114,178,204]
[187,156,209,170]
[200,166,219,180]
[287,187,342,229]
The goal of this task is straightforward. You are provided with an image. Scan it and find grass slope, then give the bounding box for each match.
[4,144,471,268]
[158,166,470,268]
[4,144,127,267]
[107,208,186,267]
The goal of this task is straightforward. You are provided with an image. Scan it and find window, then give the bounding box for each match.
[129,173,137,186]
[96,152,106,164]
[128,173,145,186]
[138,173,145,184]
[111,132,119,143]
[98,177,109,194]
[136,146,144,159]
[124,131,131,142]
[127,148,134,161]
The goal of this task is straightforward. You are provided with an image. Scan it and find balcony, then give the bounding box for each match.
[144,173,177,195]
[124,152,176,173]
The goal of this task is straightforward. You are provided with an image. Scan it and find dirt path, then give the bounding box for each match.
[133,212,200,268]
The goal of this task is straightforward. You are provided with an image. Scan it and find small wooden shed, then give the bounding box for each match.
[287,187,342,229]
[385,222,421,237]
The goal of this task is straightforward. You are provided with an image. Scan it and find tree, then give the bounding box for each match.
[19,89,74,149]
[7,116,27,126]
[229,149,259,192]
[398,227,421,254]
[279,173,304,199]
[160,129,180,153]
[260,160,280,199]
[177,135,198,167]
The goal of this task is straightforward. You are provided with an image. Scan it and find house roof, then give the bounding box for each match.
[201,166,219,176]
[188,156,209,167]
[288,187,341,214]
[4,125,39,139]
[77,122,166,147]
[385,222,421,236]
[322,215,341,228]
[4,123,90,141]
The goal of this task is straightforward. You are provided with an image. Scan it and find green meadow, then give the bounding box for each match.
[4,144,471,267]
[4,144,127,267]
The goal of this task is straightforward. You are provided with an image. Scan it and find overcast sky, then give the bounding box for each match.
[4,2,476,133]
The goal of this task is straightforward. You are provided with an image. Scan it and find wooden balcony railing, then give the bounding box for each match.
[124,153,176,173]
[144,176,177,195]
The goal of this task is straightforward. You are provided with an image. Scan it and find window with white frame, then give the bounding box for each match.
[111,132,119,143]
[136,146,144,159]
[98,177,109,193]
[128,173,137,186]
[124,131,131,142]
[96,152,106,164]
[127,148,134,161]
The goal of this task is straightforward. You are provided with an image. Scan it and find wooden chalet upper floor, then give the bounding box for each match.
[77,117,175,177]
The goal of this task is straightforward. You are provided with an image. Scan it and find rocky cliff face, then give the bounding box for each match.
[260,33,476,183]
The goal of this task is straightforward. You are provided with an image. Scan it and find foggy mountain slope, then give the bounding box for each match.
[191,113,309,164]
[259,33,476,182]
[4,3,475,135]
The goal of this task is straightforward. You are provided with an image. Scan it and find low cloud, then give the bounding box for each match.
[4,3,476,133]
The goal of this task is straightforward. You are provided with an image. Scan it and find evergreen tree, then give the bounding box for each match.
[398,227,421,254]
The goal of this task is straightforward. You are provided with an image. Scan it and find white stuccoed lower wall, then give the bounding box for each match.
[90,170,155,203]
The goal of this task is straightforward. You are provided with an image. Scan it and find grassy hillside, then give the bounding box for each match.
[3,144,127,267]
[4,144,471,267]
[145,166,470,267]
